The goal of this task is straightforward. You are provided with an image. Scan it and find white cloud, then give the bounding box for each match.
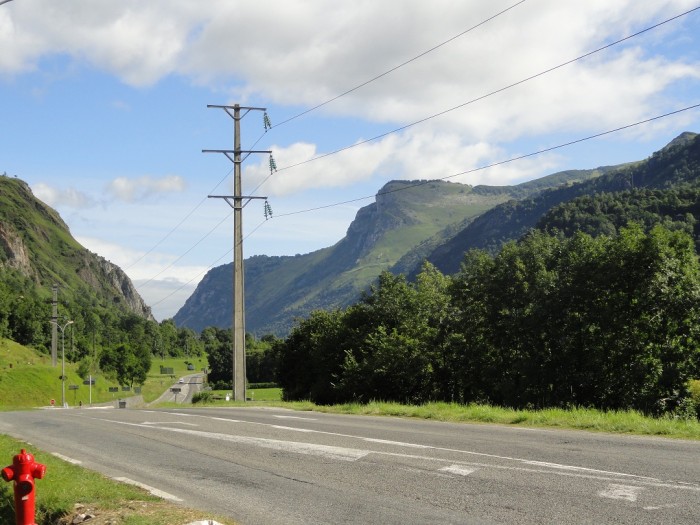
[76,234,208,320]
[32,182,94,208]
[106,175,186,202]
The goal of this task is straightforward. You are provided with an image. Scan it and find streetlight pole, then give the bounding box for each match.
[51,319,73,408]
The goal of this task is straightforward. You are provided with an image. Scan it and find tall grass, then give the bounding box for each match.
[277,400,700,440]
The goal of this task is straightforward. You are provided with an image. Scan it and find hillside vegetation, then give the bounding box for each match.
[176,169,608,335]
[0,338,206,409]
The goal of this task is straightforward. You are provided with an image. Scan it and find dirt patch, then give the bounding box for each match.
[56,500,223,525]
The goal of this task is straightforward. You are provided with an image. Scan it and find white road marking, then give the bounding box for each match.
[102,419,368,462]
[273,415,317,420]
[598,484,643,502]
[363,438,430,448]
[51,452,82,465]
[271,425,315,432]
[113,477,183,502]
[643,504,677,510]
[141,421,198,426]
[86,413,699,494]
[440,465,478,476]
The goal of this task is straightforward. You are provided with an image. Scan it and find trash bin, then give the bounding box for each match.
[118,401,127,409]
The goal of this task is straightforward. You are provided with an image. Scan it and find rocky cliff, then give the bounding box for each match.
[0,175,153,320]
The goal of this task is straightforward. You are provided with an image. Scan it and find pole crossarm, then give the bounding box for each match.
[207,104,267,120]
[208,195,268,209]
[202,149,272,164]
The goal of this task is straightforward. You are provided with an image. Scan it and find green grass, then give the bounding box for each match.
[275,400,700,440]
[0,435,237,525]
[2,340,698,522]
[0,339,208,409]
[193,392,700,440]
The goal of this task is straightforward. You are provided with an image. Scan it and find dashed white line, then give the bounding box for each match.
[598,484,643,502]
[113,477,183,502]
[440,465,478,477]
[51,452,82,465]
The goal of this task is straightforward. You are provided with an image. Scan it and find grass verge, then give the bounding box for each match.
[196,394,700,441]
[282,400,700,440]
[0,435,237,525]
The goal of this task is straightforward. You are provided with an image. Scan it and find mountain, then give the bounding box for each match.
[423,131,700,275]
[0,175,152,319]
[174,170,608,335]
[174,132,700,336]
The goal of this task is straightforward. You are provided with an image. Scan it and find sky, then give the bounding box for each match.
[1,0,700,321]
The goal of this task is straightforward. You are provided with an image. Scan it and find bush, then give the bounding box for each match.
[248,382,278,389]
[192,391,214,404]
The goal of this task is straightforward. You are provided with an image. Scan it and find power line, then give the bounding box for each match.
[136,209,232,290]
[265,5,700,179]
[138,5,700,294]
[273,0,528,128]
[149,101,700,310]
[148,219,268,309]
[125,169,232,271]
[274,102,700,218]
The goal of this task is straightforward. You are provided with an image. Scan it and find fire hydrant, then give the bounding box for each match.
[2,449,46,525]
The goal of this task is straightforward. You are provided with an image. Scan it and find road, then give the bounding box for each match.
[149,373,204,405]
[0,407,698,524]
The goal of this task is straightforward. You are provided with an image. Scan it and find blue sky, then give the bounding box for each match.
[2,0,700,320]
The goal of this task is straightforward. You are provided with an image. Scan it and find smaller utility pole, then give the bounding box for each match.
[51,284,58,367]
[204,104,271,402]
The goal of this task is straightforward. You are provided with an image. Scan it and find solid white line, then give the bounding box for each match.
[363,438,430,448]
[141,421,199,426]
[273,415,318,420]
[271,425,315,432]
[113,477,183,502]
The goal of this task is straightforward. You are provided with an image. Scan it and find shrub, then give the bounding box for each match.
[192,391,214,404]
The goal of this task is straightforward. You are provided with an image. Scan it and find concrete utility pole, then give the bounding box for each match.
[204,104,270,402]
[51,284,58,367]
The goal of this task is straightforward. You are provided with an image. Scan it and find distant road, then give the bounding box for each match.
[148,373,204,405]
[0,407,698,524]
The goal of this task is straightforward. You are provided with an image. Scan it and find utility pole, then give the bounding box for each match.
[204,104,270,401]
[51,284,58,367]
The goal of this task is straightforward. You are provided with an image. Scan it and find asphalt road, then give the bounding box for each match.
[0,406,698,524]
[149,373,204,405]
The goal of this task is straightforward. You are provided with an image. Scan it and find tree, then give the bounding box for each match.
[99,342,151,388]
[202,327,232,386]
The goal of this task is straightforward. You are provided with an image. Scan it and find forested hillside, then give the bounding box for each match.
[276,225,700,417]
[273,132,700,417]
[0,175,208,388]
[424,132,700,275]
[175,169,608,335]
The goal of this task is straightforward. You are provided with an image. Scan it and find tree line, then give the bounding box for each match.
[275,223,700,417]
[0,268,206,387]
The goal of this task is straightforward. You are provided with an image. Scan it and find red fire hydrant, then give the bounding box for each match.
[2,449,46,525]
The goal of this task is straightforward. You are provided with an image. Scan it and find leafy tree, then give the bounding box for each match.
[203,327,232,386]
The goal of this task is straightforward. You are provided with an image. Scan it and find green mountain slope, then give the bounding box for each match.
[174,170,607,335]
[0,175,152,319]
[424,132,700,275]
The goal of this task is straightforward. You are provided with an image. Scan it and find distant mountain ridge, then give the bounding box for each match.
[174,132,700,336]
[174,161,617,334]
[423,131,700,275]
[0,175,152,320]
